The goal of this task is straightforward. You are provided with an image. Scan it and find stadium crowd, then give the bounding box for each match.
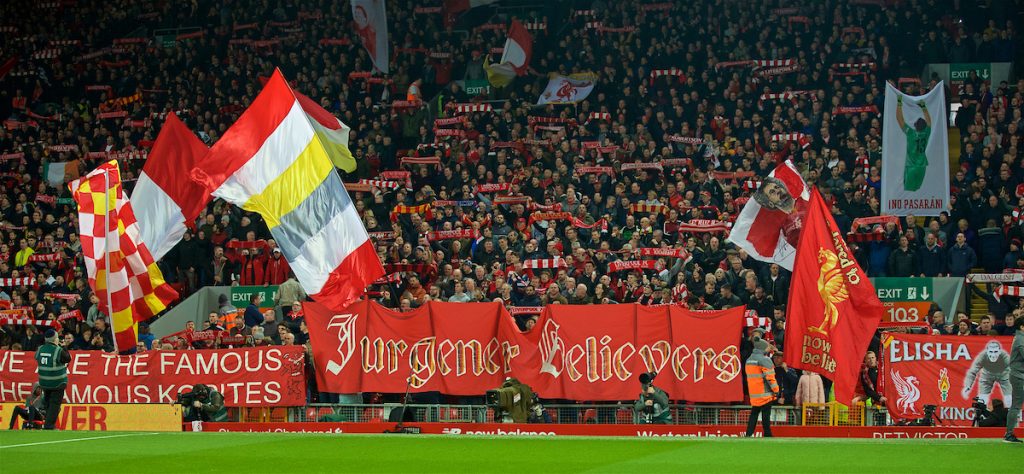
[1,0,1023,403]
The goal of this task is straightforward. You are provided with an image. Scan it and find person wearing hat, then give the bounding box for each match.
[744,336,780,437]
[35,329,71,430]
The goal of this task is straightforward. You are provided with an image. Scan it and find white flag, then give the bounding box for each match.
[536,74,595,105]
[352,0,389,74]
[881,81,949,216]
[728,161,809,271]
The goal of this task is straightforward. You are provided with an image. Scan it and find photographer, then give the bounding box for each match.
[7,383,44,429]
[633,372,671,424]
[180,384,227,422]
[975,398,1008,428]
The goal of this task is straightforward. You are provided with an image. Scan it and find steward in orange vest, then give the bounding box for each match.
[745,337,779,437]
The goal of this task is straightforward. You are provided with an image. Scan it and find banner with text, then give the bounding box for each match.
[880,333,1020,427]
[1,403,181,431]
[306,301,744,402]
[881,82,949,216]
[0,346,306,407]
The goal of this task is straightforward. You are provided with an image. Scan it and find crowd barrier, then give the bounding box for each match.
[200,421,1011,439]
[222,403,890,427]
[3,402,1013,438]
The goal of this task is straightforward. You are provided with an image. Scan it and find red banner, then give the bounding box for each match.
[880,333,1020,427]
[784,190,883,404]
[0,347,307,407]
[305,301,744,402]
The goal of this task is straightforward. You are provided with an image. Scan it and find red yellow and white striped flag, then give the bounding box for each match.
[70,160,178,352]
[191,70,383,311]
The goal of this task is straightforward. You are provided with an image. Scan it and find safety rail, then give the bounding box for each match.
[226,403,889,426]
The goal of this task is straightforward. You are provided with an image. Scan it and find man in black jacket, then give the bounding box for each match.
[853,351,887,405]
[917,233,947,276]
[762,264,789,306]
[887,236,917,277]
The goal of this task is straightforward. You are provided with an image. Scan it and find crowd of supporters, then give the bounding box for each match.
[0,0,1022,405]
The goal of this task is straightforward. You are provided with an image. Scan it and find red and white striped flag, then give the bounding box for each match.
[993,285,1024,301]
[0,277,35,287]
[771,133,811,149]
[522,257,567,269]
[650,68,686,82]
[753,59,796,68]
[672,283,689,303]
[452,103,493,114]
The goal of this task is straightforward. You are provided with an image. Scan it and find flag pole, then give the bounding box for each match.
[103,165,117,352]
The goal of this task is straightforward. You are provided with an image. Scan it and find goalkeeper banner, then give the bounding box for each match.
[881,82,949,216]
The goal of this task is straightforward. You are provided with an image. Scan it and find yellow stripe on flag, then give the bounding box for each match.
[242,139,333,227]
[312,124,355,172]
[112,308,133,332]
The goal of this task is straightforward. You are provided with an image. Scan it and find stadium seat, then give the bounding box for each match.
[269,407,288,422]
[313,407,334,421]
[363,407,385,422]
[615,409,633,424]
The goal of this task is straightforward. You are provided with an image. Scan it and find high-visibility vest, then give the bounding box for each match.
[745,352,779,407]
[35,343,68,389]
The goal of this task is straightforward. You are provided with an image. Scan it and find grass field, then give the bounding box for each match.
[0,431,1020,473]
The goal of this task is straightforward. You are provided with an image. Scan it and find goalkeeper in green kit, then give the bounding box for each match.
[896,94,931,191]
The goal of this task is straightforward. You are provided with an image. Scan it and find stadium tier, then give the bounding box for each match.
[0,0,1023,443]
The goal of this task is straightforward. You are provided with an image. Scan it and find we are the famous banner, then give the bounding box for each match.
[880,333,1020,427]
[0,346,306,407]
[305,301,745,402]
[881,82,950,216]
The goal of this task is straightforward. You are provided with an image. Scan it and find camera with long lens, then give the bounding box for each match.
[971,397,992,426]
[638,372,657,414]
[485,378,535,423]
[906,404,940,426]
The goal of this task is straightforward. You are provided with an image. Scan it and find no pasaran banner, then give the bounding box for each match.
[881,82,950,216]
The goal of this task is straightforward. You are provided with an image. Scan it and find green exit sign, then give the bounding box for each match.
[873,278,934,302]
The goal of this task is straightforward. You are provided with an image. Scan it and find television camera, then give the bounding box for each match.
[485,378,542,423]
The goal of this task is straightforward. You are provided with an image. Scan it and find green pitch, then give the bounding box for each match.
[0,431,1019,473]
